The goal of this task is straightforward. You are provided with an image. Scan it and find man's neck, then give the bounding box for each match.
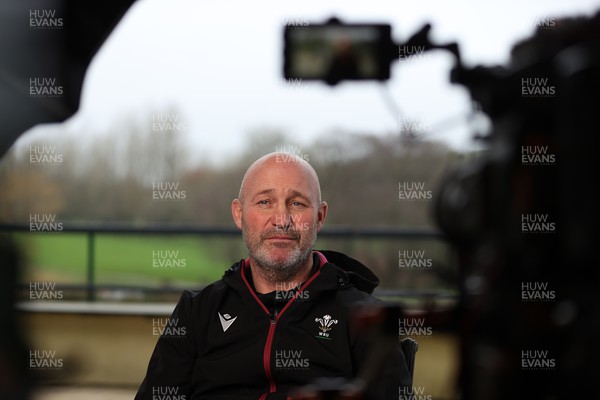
[249,254,314,294]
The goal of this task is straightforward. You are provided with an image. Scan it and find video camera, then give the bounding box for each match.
[283,17,458,86]
[283,12,600,399]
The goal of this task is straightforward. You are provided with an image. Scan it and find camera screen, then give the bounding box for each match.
[283,23,393,84]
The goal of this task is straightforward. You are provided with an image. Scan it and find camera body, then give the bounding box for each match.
[436,13,600,399]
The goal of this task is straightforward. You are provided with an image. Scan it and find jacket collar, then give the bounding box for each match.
[222,250,379,296]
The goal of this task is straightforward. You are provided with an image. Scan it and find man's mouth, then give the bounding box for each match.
[266,235,296,241]
[262,231,300,241]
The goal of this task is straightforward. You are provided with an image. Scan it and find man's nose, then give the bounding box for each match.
[272,205,291,229]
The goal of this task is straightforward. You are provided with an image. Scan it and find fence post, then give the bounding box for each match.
[87,231,95,301]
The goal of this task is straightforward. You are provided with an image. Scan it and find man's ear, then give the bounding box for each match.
[231,199,243,230]
[316,201,328,232]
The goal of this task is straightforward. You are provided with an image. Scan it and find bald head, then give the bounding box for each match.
[238,152,322,205]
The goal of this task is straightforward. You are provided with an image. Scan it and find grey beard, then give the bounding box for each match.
[250,244,313,283]
[241,218,319,285]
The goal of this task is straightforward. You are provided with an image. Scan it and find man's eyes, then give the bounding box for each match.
[255,200,306,207]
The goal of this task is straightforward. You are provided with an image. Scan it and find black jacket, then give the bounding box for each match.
[135,250,411,400]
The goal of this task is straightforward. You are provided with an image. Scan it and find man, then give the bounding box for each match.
[326,37,360,84]
[135,153,411,399]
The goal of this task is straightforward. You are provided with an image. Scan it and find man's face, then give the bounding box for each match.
[232,159,327,277]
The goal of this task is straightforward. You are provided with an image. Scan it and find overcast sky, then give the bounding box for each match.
[18,0,600,167]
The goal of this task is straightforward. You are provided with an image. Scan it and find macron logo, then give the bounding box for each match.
[218,312,237,332]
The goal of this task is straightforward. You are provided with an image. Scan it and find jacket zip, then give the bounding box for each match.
[263,318,278,392]
[241,259,323,397]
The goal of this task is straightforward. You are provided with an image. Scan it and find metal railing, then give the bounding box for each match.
[1,223,447,302]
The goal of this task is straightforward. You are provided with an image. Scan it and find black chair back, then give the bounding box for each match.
[400,337,418,381]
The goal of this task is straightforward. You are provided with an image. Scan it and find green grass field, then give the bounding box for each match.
[13,232,247,287]
[11,232,458,307]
